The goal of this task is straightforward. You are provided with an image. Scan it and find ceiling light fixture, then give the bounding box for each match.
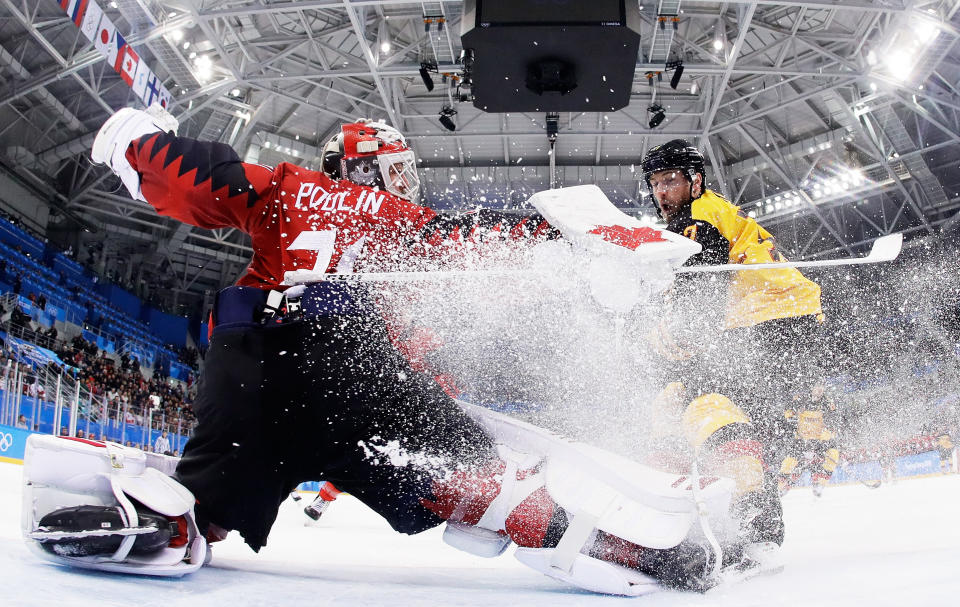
[647,104,666,128]
[439,104,457,132]
[419,61,437,92]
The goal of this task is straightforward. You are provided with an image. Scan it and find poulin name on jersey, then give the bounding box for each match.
[294,182,386,216]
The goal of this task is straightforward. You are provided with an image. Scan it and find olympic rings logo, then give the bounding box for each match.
[0,432,12,453]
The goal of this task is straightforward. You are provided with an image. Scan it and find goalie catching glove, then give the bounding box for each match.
[21,434,207,577]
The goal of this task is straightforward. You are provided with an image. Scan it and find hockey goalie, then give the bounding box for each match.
[22,105,772,595]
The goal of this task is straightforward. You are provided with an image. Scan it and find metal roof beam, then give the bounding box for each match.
[736,123,853,254]
[341,0,402,127]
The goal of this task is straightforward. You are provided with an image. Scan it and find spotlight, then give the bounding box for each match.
[545,112,560,142]
[419,61,437,92]
[647,104,665,128]
[439,104,457,132]
[670,63,684,89]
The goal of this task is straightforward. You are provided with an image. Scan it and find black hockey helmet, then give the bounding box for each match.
[641,139,706,217]
[641,139,706,190]
[321,132,345,179]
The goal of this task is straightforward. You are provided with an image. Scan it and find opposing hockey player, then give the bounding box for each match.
[779,383,841,496]
[21,107,747,595]
[641,140,826,560]
[303,481,342,521]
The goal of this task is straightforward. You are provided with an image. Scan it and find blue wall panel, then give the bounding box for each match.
[99,284,141,319]
[141,306,188,347]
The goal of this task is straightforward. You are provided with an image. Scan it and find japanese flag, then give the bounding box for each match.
[93,14,117,62]
[79,0,102,43]
[116,44,139,86]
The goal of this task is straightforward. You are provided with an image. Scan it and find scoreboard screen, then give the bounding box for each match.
[477,0,624,25]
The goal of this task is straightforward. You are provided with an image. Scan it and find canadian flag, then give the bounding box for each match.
[116,44,140,86]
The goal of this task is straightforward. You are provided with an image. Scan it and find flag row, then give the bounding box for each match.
[60,0,173,108]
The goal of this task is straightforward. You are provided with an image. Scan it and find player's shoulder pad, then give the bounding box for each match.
[689,190,733,224]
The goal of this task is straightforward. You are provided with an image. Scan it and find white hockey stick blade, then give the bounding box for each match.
[678,233,902,274]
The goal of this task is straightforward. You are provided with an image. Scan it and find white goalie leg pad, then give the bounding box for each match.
[458,401,738,551]
[441,444,543,558]
[22,434,205,577]
[90,104,179,201]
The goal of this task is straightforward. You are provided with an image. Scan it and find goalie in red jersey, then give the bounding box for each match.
[21,106,750,595]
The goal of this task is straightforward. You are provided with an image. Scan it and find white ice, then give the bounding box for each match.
[2,460,958,606]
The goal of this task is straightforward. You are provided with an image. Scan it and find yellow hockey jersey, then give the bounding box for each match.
[666,190,823,329]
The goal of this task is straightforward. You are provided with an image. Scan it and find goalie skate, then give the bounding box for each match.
[715,541,785,587]
[29,505,179,558]
[22,435,207,577]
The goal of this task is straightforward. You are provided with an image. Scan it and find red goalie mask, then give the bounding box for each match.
[321,119,421,202]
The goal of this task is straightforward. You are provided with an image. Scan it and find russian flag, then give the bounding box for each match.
[72,0,89,26]
[62,0,89,27]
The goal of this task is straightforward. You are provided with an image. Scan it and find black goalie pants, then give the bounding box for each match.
[175,295,496,551]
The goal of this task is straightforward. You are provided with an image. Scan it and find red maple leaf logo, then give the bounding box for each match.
[587,225,667,250]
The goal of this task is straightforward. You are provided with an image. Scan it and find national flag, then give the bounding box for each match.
[117,44,139,86]
[93,14,117,62]
[112,31,129,72]
[70,0,89,26]
[157,84,173,109]
[132,59,151,99]
[80,0,102,43]
[142,72,162,106]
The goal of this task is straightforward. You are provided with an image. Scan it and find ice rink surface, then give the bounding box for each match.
[2,460,959,606]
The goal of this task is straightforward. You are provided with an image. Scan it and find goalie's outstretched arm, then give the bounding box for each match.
[92,105,275,233]
[128,131,276,233]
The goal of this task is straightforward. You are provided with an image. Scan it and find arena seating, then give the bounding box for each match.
[0,217,191,370]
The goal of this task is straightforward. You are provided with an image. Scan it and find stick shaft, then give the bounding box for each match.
[306,234,903,283]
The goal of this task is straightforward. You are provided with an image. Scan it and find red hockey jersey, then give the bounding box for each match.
[126,132,554,290]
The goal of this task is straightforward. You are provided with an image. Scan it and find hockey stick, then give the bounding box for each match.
[308,233,903,283]
[677,233,903,274]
